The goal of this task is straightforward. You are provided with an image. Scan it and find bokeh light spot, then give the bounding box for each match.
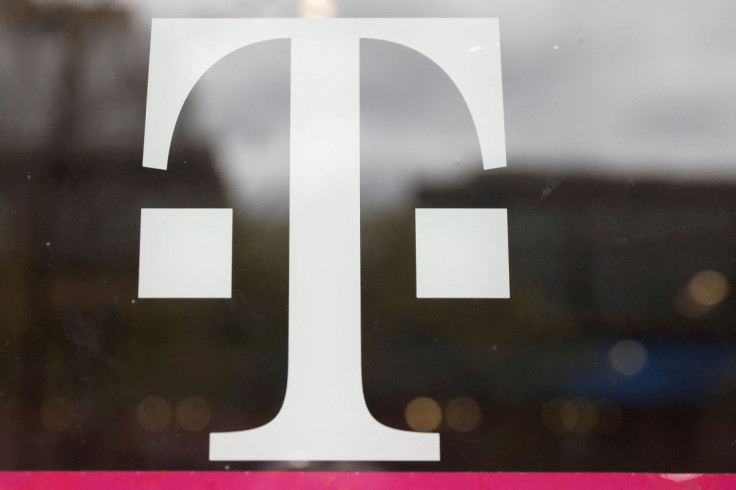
[299,0,337,18]
[405,397,442,432]
[543,398,608,434]
[570,398,598,434]
[688,270,729,307]
[445,397,482,433]
[136,395,172,431]
[609,339,647,376]
[542,398,576,434]
[175,396,212,432]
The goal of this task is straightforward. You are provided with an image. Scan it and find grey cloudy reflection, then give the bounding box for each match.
[173,0,736,211]
[4,0,736,214]
[343,0,736,171]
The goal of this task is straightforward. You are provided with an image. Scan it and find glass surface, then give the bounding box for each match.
[1,0,736,471]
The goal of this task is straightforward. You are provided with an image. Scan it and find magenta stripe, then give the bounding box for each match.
[0,472,724,489]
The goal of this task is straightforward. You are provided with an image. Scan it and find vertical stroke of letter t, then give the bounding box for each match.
[140,19,507,461]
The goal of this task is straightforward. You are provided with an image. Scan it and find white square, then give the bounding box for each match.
[138,208,233,298]
[415,208,509,299]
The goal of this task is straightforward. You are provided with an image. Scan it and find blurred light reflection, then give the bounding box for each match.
[688,270,729,307]
[609,340,647,376]
[570,398,597,435]
[298,0,336,18]
[542,398,575,434]
[405,397,442,432]
[445,397,482,433]
[136,395,172,431]
[543,398,614,435]
[175,395,212,432]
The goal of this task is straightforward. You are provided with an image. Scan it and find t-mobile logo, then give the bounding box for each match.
[138,18,508,462]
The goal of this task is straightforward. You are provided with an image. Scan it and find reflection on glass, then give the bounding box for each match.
[445,397,482,433]
[0,0,735,472]
[405,397,442,433]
